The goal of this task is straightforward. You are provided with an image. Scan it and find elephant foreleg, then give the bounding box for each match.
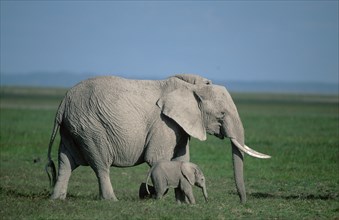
[180,181,196,204]
[184,190,196,204]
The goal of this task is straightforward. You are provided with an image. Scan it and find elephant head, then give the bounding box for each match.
[181,162,208,202]
[173,74,212,85]
[158,77,270,204]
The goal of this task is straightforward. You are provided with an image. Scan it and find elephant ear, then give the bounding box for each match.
[157,89,206,141]
[181,162,196,186]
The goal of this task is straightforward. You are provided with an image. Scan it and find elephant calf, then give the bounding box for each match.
[146,160,208,204]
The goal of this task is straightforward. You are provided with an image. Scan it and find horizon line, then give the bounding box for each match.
[1,71,338,86]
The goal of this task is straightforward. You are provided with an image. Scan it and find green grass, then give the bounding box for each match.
[1,86,338,219]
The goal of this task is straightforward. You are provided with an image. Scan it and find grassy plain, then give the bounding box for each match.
[0,86,338,219]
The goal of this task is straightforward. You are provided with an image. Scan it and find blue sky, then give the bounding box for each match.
[1,1,338,84]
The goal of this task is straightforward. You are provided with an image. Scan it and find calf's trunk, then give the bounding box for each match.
[202,186,208,202]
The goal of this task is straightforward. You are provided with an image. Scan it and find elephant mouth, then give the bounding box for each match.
[214,121,271,159]
[216,125,225,139]
[214,131,224,139]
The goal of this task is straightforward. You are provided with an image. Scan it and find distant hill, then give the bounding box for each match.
[1,72,338,95]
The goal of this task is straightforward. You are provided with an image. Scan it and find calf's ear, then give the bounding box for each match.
[180,162,195,186]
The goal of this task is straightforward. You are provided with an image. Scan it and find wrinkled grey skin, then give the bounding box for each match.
[46,74,270,203]
[146,160,208,204]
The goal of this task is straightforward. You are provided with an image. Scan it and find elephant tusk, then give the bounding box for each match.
[231,139,271,159]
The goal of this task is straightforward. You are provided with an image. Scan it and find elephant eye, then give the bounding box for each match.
[217,112,226,120]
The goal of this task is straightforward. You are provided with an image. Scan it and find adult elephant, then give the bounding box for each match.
[46,74,270,204]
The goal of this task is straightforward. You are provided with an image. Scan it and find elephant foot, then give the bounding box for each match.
[50,193,67,200]
[139,183,156,199]
[100,196,118,201]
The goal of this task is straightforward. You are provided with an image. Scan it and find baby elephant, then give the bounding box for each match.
[146,160,208,204]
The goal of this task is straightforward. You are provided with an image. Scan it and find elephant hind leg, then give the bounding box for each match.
[152,178,168,200]
[93,168,118,201]
[51,143,78,199]
[155,187,168,200]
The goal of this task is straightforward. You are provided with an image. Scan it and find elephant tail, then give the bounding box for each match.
[146,166,154,195]
[45,117,58,187]
[45,98,66,188]
[145,167,154,195]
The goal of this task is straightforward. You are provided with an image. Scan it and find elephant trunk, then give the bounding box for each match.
[221,101,270,203]
[231,140,246,204]
[202,186,208,202]
[221,110,247,204]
